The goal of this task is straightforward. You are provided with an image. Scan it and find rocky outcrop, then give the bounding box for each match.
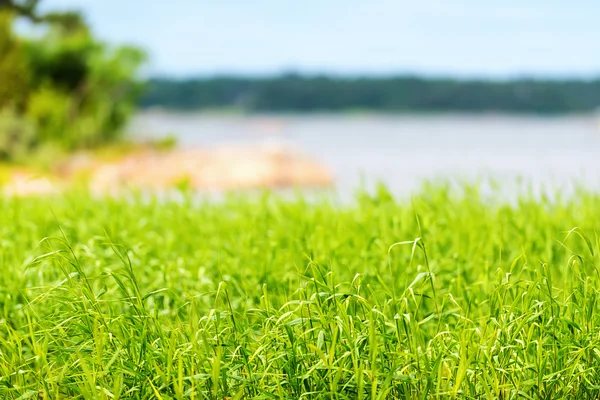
[3,172,59,196]
[87,145,333,193]
[3,144,333,196]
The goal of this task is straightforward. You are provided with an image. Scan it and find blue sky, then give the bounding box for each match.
[41,0,600,78]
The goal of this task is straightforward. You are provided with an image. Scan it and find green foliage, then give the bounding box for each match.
[0,107,35,159]
[2,185,600,398]
[0,11,30,108]
[141,75,600,113]
[0,6,145,162]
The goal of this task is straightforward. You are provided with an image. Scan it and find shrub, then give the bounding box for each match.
[0,8,145,161]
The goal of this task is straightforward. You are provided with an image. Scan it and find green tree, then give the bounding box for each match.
[0,10,34,159]
[0,0,146,161]
[0,10,29,108]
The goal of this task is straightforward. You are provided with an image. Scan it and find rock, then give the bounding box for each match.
[86,145,333,193]
[3,172,59,197]
[2,144,334,196]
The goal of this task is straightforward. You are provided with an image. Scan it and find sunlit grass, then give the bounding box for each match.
[1,184,600,398]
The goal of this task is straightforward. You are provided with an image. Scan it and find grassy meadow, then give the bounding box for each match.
[2,184,600,399]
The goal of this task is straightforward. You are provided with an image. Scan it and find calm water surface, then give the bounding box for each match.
[131,112,600,196]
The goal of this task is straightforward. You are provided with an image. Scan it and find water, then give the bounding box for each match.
[131,112,600,197]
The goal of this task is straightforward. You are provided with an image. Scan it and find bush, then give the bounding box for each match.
[0,107,36,160]
[0,8,145,162]
[0,11,30,109]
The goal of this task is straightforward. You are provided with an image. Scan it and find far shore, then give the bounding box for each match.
[136,108,600,119]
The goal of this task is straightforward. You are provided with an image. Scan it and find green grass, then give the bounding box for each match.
[2,184,600,399]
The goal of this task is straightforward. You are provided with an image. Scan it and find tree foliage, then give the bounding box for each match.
[0,1,145,161]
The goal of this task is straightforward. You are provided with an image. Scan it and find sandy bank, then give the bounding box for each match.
[2,144,333,196]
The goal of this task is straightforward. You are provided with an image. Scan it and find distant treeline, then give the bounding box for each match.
[139,75,600,113]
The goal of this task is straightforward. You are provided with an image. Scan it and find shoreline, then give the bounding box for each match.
[1,144,333,196]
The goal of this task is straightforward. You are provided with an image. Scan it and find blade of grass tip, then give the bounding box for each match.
[555,228,593,264]
[571,228,594,257]
[412,205,441,326]
[388,238,420,301]
[147,377,164,400]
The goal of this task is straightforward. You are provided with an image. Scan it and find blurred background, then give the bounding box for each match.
[1,0,600,196]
